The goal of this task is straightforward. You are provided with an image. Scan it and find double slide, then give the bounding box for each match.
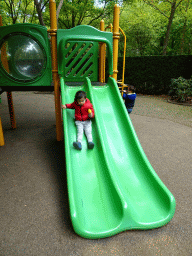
[60,76,176,239]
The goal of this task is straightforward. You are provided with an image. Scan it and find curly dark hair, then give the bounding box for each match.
[74,91,87,101]
[128,85,136,93]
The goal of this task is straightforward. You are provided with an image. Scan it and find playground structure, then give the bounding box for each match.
[0,1,176,239]
[0,2,127,143]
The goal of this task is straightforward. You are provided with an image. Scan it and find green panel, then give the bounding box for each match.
[57,25,113,81]
[63,40,98,82]
[60,77,176,239]
[0,23,52,87]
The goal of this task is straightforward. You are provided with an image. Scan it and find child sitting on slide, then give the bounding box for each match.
[62,90,95,150]
[123,85,136,114]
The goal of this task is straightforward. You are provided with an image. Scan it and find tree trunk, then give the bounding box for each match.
[72,0,76,27]
[56,0,64,24]
[34,0,45,26]
[162,1,176,55]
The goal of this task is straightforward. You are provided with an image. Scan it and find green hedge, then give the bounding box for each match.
[115,56,192,95]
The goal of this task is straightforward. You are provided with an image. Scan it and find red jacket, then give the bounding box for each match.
[66,98,95,121]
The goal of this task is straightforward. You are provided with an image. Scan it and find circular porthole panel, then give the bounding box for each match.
[0,34,47,82]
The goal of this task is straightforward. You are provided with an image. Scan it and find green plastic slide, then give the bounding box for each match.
[60,76,176,239]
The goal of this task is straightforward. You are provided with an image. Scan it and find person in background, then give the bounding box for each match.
[123,85,136,114]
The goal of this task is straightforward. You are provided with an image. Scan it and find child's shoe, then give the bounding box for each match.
[88,142,94,149]
[73,142,82,150]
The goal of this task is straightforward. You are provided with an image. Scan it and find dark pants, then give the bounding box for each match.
[127,108,133,114]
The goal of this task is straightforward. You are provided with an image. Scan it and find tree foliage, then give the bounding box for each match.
[56,0,118,29]
[119,0,192,56]
[143,0,185,55]
[1,0,192,56]
[0,0,38,25]
[119,1,164,56]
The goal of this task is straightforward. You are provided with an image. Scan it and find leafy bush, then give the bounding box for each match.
[169,77,192,102]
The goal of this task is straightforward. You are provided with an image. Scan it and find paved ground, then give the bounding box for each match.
[0,91,192,256]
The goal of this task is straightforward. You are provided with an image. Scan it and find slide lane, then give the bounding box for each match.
[60,77,176,239]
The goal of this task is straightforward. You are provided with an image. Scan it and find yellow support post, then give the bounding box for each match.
[0,117,5,146]
[104,24,113,82]
[7,92,16,129]
[112,4,120,81]
[119,27,126,86]
[99,20,105,83]
[118,27,127,94]
[0,15,16,130]
[49,0,63,141]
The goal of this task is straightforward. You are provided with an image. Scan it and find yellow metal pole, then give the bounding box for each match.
[119,27,127,94]
[99,20,105,83]
[119,27,126,86]
[105,24,113,81]
[0,117,5,146]
[112,4,120,81]
[0,15,16,130]
[49,0,63,141]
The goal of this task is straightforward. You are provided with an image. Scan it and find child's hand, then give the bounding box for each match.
[123,90,127,93]
[88,109,92,118]
[62,104,67,109]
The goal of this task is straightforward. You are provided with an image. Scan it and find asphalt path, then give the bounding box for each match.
[0,91,191,256]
